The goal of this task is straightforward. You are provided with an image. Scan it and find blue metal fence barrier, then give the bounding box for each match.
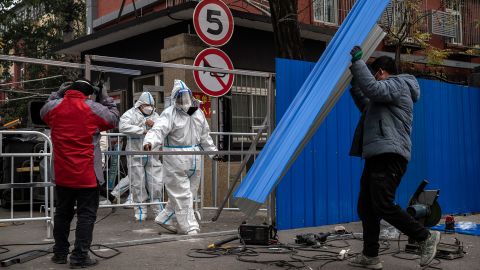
[276,58,480,230]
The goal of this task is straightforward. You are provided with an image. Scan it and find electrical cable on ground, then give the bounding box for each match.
[187,230,445,270]
[0,209,120,265]
[0,221,448,270]
[0,247,9,255]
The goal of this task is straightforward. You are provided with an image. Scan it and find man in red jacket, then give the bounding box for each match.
[41,79,119,268]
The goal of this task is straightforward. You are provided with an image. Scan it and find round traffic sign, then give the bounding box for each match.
[193,0,234,47]
[193,48,234,97]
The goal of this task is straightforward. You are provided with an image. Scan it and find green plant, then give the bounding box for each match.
[0,0,85,124]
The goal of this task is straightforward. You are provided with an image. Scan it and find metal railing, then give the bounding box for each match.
[101,132,169,210]
[0,53,276,224]
[99,132,266,218]
[0,130,54,238]
[0,130,264,234]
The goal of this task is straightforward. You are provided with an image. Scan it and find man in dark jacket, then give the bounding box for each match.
[41,79,119,268]
[347,47,440,269]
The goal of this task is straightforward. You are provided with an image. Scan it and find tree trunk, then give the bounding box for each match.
[268,0,304,60]
[62,0,75,42]
[395,44,402,73]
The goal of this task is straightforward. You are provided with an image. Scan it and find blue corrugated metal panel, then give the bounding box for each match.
[275,58,480,230]
[233,0,391,215]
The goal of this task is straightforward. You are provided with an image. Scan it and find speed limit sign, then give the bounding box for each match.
[193,0,234,47]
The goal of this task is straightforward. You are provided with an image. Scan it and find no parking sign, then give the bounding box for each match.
[193,48,234,97]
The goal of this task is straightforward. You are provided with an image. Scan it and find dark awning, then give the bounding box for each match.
[57,2,335,55]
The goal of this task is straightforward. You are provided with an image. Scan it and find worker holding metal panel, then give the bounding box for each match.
[348,46,440,269]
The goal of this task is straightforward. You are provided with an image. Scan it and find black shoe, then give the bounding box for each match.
[99,185,116,202]
[69,257,98,269]
[51,254,68,264]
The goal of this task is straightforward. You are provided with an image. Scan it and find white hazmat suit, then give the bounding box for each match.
[144,80,218,234]
[119,92,163,221]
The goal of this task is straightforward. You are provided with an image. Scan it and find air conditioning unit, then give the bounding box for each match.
[429,10,457,38]
[404,37,416,44]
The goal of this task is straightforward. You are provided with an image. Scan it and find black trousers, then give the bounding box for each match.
[358,153,429,257]
[53,185,99,262]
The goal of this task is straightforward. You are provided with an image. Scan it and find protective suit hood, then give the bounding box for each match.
[135,92,155,108]
[172,79,194,112]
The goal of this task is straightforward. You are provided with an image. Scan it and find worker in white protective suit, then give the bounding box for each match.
[119,91,163,221]
[143,79,222,235]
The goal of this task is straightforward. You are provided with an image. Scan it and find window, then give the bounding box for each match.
[313,0,338,25]
[231,94,267,133]
[132,74,165,111]
[230,77,269,134]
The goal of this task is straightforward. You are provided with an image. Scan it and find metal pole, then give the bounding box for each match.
[212,160,218,207]
[85,55,91,80]
[30,156,33,218]
[200,155,205,218]
[266,74,276,226]
[90,55,272,77]
[0,55,141,75]
[43,139,51,239]
[11,156,14,219]
[211,97,219,207]
[211,118,268,222]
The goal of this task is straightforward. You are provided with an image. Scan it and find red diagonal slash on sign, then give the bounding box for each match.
[202,58,228,89]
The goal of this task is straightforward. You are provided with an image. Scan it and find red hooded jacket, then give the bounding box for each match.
[40,90,119,188]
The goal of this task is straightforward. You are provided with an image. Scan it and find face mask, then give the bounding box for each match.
[142,106,154,115]
[179,104,190,113]
[176,93,192,113]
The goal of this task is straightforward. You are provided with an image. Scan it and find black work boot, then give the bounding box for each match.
[51,253,68,264]
[69,257,98,269]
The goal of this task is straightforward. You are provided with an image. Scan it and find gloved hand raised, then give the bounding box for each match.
[57,82,72,97]
[350,46,363,62]
[95,86,109,103]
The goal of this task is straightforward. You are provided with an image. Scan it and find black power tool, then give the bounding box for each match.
[404,180,464,260]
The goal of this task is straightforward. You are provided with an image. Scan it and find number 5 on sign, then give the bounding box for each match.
[193,0,234,47]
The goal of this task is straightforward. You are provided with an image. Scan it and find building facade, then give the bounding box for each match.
[58,0,480,133]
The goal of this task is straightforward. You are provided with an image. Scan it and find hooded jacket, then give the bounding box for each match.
[40,89,119,188]
[119,92,162,166]
[349,60,420,161]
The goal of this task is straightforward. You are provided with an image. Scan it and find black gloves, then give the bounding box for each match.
[350,46,363,62]
[57,82,73,97]
[212,155,225,162]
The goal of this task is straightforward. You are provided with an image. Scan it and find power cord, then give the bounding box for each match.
[187,230,445,270]
[89,244,121,259]
[70,208,115,232]
[1,209,119,266]
[0,247,9,255]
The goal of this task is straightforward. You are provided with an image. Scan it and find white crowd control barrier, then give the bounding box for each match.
[0,131,54,238]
